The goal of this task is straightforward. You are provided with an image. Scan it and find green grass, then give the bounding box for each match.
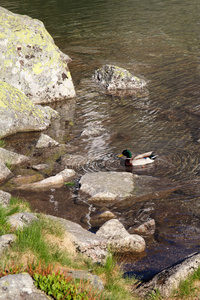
[172,267,200,299]
[0,137,6,148]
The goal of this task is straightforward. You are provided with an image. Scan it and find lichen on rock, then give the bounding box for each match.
[0,6,76,103]
[0,80,58,137]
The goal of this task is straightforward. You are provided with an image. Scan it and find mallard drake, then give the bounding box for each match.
[118,149,157,166]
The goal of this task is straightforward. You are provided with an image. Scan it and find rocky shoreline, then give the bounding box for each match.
[0,5,199,299]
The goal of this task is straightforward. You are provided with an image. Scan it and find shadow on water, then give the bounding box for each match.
[2,0,200,279]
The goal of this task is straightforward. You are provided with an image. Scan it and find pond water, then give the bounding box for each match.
[2,0,200,280]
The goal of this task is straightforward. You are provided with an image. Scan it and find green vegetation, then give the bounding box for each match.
[0,198,136,299]
[0,137,6,148]
[34,272,89,300]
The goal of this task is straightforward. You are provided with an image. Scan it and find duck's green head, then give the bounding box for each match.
[119,149,132,158]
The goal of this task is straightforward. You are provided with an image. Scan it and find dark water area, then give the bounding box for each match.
[2,0,200,280]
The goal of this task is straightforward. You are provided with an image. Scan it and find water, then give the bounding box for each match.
[2,0,200,279]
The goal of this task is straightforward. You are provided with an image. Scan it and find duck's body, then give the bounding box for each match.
[119,149,157,166]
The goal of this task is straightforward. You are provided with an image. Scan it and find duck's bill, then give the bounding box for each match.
[118,154,123,157]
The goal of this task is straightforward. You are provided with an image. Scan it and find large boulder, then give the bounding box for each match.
[0,81,58,138]
[94,65,146,91]
[0,6,75,104]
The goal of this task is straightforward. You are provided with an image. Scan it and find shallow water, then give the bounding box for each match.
[2,0,200,279]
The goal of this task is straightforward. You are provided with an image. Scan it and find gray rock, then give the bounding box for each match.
[108,234,146,253]
[138,252,200,298]
[46,215,108,263]
[0,148,30,166]
[133,219,156,235]
[0,273,49,299]
[17,168,76,191]
[8,212,38,229]
[68,270,104,291]
[94,65,146,91]
[0,162,12,184]
[0,6,75,104]
[96,219,130,240]
[80,172,176,208]
[80,172,134,206]
[32,164,49,171]
[0,190,11,206]
[36,133,59,148]
[0,234,16,255]
[96,219,146,253]
[0,81,59,138]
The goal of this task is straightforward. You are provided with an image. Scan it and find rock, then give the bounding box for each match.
[133,219,156,235]
[138,252,200,298]
[68,270,104,291]
[32,164,49,171]
[0,6,75,104]
[96,219,145,253]
[36,133,59,148]
[96,219,130,240]
[80,172,134,206]
[108,235,145,253]
[80,172,176,208]
[0,148,29,166]
[89,210,116,227]
[0,81,59,138]
[8,212,38,229]
[17,169,76,191]
[0,273,49,299]
[94,65,146,91]
[0,234,16,255]
[0,190,11,206]
[0,162,12,184]
[46,215,108,263]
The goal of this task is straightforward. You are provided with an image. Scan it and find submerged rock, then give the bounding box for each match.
[94,65,146,91]
[0,81,58,138]
[0,6,75,104]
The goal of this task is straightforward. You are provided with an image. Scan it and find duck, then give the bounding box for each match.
[118,149,157,166]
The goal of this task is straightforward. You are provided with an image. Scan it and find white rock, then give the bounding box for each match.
[0,190,11,206]
[17,168,76,191]
[36,133,59,148]
[0,148,29,166]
